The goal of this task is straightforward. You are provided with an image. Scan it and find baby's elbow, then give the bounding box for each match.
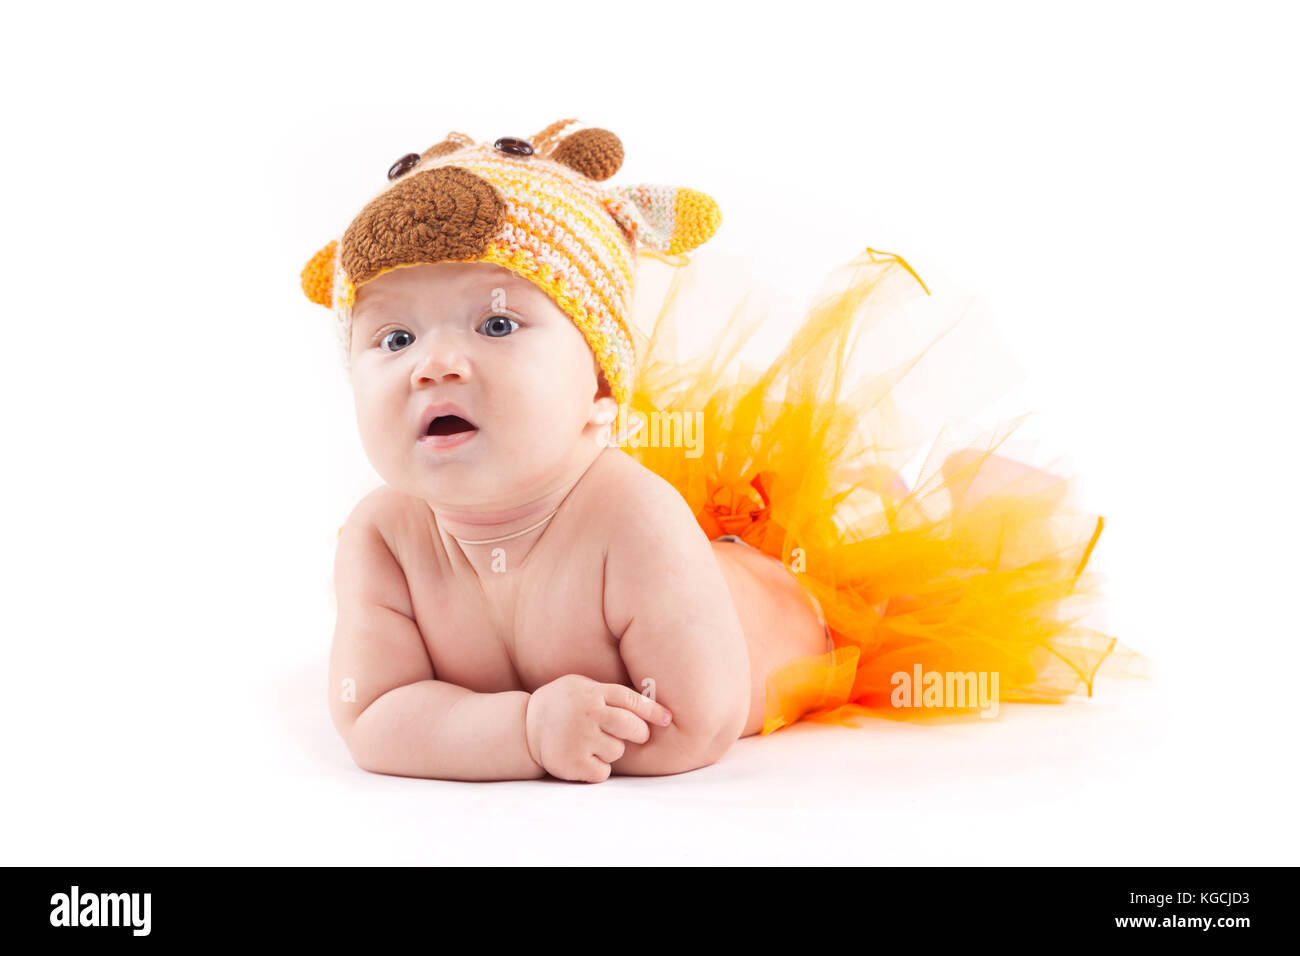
[693,732,737,768]
[341,729,376,774]
[689,726,741,769]
[690,698,748,766]
[345,735,394,776]
[351,753,380,775]
[337,709,386,775]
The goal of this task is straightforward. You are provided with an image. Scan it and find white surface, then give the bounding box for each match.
[7,669,1285,865]
[3,0,1297,865]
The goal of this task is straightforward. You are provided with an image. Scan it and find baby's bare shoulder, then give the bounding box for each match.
[582,449,700,542]
[336,485,438,592]
[341,485,432,545]
[594,451,734,653]
[585,452,717,604]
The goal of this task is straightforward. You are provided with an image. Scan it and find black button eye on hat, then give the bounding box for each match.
[387,152,420,181]
[493,137,533,157]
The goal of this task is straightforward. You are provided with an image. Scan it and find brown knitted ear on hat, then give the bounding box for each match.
[531,118,623,182]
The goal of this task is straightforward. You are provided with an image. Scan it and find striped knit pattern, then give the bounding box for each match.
[305,131,723,410]
[333,144,640,406]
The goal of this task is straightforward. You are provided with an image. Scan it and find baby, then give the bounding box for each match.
[307,122,830,783]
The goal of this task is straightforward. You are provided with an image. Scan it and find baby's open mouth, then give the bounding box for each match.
[417,403,480,449]
[426,415,477,437]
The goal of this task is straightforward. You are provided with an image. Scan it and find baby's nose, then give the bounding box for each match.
[410,331,471,385]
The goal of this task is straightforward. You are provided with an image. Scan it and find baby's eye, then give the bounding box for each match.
[380,329,415,352]
[478,314,520,337]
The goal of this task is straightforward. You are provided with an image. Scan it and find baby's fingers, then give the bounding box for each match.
[604,683,673,728]
[591,731,626,765]
[599,705,652,744]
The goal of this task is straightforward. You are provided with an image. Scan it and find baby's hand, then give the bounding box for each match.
[525,674,673,783]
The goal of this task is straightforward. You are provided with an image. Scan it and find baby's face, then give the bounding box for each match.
[348,261,616,507]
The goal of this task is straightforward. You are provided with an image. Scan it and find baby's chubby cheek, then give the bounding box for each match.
[346,382,412,484]
[354,399,414,490]
[511,364,600,450]
[489,399,586,474]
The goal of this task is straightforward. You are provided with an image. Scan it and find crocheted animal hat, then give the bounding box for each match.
[300,118,722,408]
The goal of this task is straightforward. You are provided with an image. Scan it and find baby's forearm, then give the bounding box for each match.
[346,681,545,782]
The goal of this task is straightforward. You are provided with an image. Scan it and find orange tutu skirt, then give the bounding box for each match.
[618,246,1148,735]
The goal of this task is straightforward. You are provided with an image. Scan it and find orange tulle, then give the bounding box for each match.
[618,246,1148,735]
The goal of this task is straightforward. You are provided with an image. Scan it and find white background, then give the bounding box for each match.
[2,0,1296,865]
